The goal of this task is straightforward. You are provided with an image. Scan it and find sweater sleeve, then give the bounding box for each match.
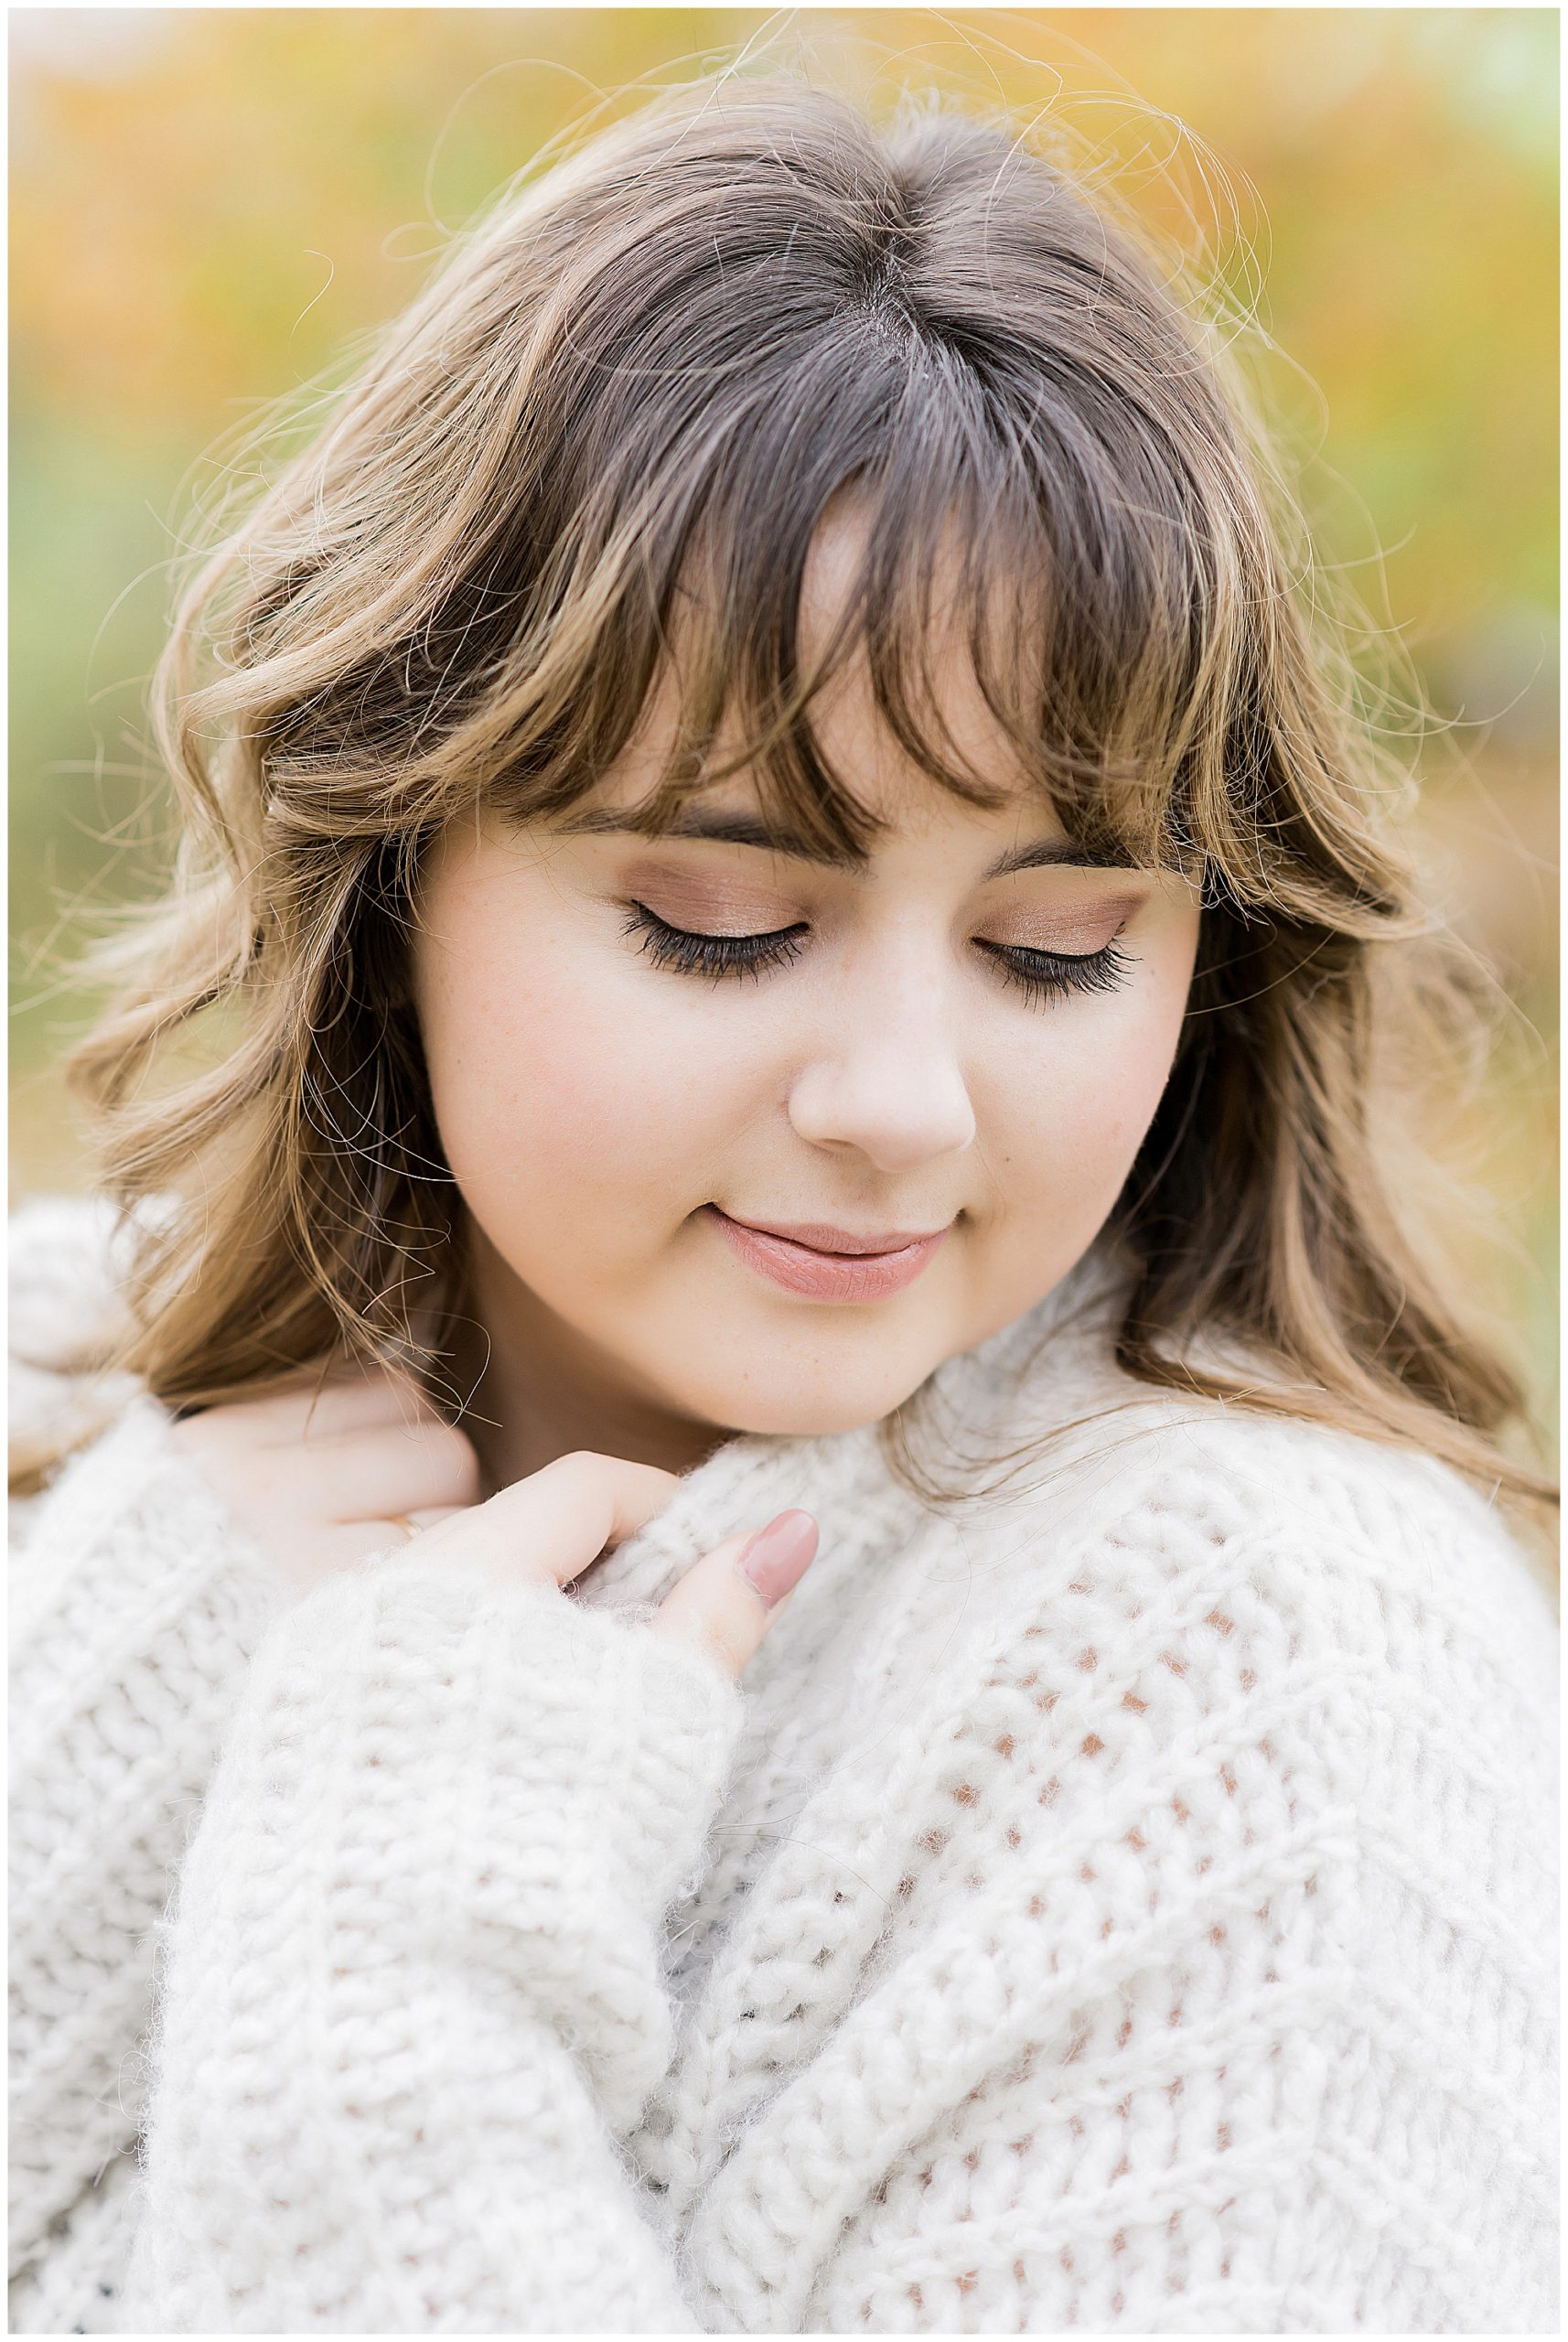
[8,1395,292,2306]
[116,1550,748,2334]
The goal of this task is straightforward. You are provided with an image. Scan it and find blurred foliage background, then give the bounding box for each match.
[9,7,1558,1459]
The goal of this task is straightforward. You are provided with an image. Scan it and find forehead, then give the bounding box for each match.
[801,490,1041,759]
[574,678,1061,872]
[605,497,1047,834]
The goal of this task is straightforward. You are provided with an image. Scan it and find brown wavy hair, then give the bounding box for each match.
[24,70,1555,1520]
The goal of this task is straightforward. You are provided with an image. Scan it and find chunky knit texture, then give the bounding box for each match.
[9,1192,1560,2335]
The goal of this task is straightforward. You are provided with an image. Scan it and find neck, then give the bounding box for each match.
[435,1223,736,1499]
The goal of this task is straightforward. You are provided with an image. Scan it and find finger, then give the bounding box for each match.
[213,1419,479,1527]
[360,1504,472,1547]
[400,1505,467,1534]
[307,1422,484,1522]
[321,1503,474,1576]
[408,1449,683,1588]
[275,1508,471,1592]
[648,1509,819,1681]
[192,1364,444,1446]
[286,1367,446,1442]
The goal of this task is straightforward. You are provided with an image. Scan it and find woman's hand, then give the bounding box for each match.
[409,1445,820,1681]
[168,1367,484,1594]
[168,1368,818,1681]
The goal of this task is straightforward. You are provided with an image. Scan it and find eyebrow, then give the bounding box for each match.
[554,804,1140,880]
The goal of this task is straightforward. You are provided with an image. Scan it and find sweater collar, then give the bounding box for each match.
[576,1237,1132,1613]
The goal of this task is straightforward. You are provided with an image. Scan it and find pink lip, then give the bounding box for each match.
[706,1206,949,1302]
[724,1214,949,1255]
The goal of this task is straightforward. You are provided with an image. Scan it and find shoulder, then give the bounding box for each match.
[917,1265,1556,1708]
[1090,1387,1548,1582]
[1133,1398,1551,1641]
[953,1370,1556,1737]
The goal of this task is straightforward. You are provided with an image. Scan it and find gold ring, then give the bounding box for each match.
[387,1513,420,1542]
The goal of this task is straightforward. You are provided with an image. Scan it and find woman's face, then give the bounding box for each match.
[411,519,1201,1456]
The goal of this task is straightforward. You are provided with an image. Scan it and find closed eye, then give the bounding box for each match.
[620,903,1133,1003]
[973,936,1134,1004]
[621,903,808,983]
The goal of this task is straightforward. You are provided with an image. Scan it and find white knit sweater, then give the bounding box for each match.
[8,1192,1559,2336]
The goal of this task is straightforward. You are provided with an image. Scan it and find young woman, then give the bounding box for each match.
[9,73,1557,2337]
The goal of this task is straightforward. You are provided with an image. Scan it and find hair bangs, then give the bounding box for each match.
[574,332,1224,886]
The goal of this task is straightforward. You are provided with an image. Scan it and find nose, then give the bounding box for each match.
[785,952,978,1173]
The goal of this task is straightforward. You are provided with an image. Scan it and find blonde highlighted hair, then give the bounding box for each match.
[26,70,1554,1520]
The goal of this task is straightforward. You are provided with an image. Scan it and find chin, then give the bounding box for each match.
[693,1365,930,1442]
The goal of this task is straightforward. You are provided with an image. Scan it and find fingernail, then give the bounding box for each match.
[736,1509,819,1607]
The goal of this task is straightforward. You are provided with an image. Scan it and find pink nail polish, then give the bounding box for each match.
[737,1509,820,1607]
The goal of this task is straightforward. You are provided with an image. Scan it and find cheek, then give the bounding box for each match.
[414,898,745,1215]
[993,940,1195,1213]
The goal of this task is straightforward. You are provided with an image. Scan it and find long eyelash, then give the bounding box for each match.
[978,939,1135,1005]
[622,903,808,983]
[623,903,1134,1004]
